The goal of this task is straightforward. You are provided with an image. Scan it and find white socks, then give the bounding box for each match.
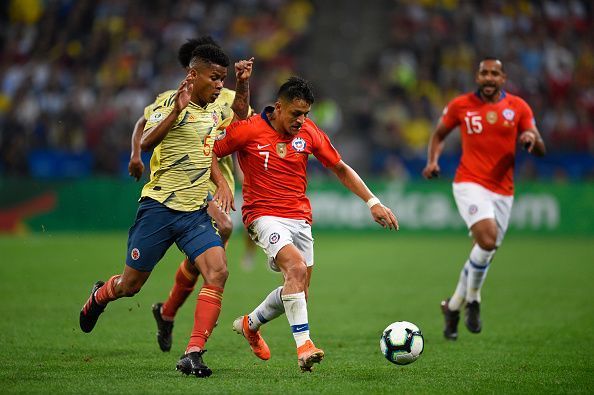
[448,261,469,311]
[247,286,285,331]
[281,291,310,347]
[449,245,496,310]
[466,244,495,303]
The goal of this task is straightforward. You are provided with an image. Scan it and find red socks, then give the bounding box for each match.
[161,259,198,319]
[186,285,223,353]
[95,275,121,305]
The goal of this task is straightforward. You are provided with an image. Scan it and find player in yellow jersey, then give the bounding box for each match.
[79,44,254,378]
[127,37,256,353]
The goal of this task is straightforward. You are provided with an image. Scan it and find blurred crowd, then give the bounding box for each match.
[1,0,593,180]
[353,0,594,180]
[0,0,313,176]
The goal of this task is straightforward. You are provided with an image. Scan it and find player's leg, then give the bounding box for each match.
[80,266,152,333]
[80,198,173,333]
[232,218,290,360]
[464,193,513,333]
[278,218,321,370]
[463,218,497,333]
[159,199,230,320]
[175,208,227,378]
[467,218,498,302]
[442,183,494,339]
[275,244,324,371]
[154,199,232,351]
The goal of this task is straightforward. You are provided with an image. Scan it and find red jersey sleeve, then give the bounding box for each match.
[440,98,462,130]
[214,119,249,157]
[310,122,341,167]
[516,98,536,132]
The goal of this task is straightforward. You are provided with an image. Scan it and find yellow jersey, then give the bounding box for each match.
[141,91,233,211]
[144,87,250,196]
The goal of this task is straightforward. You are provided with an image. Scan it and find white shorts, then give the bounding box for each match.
[452,182,514,246]
[247,216,314,272]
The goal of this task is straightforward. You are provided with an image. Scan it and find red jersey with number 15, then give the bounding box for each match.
[214,108,341,226]
[441,91,536,195]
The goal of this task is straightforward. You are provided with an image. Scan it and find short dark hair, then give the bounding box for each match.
[277,76,315,104]
[178,36,220,68]
[189,44,230,68]
[480,57,504,72]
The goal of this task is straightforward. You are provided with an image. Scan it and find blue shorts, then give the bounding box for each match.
[125,198,223,272]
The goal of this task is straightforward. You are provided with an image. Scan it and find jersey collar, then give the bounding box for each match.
[261,106,275,128]
[474,89,507,103]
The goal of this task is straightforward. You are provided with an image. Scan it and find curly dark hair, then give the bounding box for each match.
[178,36,220,68]
[189,44,229,68]
[277,76,315,104]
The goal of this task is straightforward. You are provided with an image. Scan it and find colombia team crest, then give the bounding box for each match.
[276,143,287,158]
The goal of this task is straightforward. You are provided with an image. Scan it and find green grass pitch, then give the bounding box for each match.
[1,232,592,394]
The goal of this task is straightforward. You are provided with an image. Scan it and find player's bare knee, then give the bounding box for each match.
[477,235,497,251]
[207,266,229,287]
[199,260,228,287]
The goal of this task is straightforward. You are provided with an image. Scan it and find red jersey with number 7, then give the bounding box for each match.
[214,108,341,226]
[440,91,536,195]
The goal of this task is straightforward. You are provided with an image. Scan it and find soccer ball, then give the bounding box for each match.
[380,321,424,365]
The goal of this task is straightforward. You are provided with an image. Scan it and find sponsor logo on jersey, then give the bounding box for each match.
[469,204,478,215]
[269,232,280,244]
[212,111,219,126]
[486,111,498,124]
[131,248,140,260]
[149,112,164,123]
[502,109,515,121]
[291,137,306,152]
[276,143,287,158]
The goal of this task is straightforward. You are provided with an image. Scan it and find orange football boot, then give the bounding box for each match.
[232,315,271,360]
[297,340,324,372]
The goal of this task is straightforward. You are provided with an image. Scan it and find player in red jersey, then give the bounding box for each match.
[423,58,546,340]
[215,76,398,371]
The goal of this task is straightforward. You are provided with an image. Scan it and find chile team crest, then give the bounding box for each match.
[502,109,515,121]
[291,137,306,152]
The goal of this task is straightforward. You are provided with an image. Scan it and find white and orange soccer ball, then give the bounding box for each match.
[379,321,424,365]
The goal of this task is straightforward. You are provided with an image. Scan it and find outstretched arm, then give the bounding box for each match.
[231,57,254,121]
[141,76,192,151]
[422,121,454,179]
[128,115,146,181]
[330,160,399,230]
